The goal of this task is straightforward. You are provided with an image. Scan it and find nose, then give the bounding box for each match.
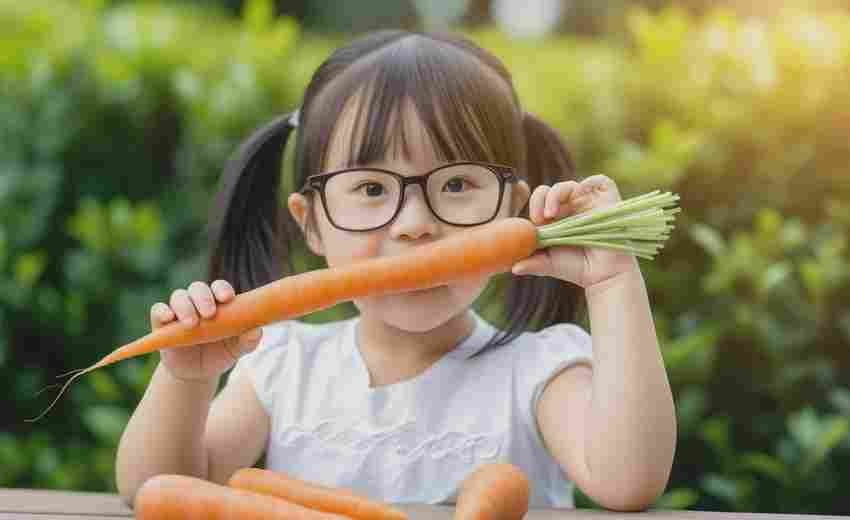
[389,184,438,241]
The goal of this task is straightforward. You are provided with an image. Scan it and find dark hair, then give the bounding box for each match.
[206,30,587,357]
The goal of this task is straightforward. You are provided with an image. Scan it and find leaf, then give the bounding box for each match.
[801,416,849,476]
[737,452,791,486]
[14,250,47,287]
[757,261,792,296]
[688,222,726,257]
[653,487,700,510]
[700,473,739,505]
[0,433,27,485]
[242,0,273,32]
[131,201,163,243]
[88,371,122,402]
[788,407,820,450]
[799,260,823,299]
[780,217,807,249]
[699,416,731,460]
[756,208,782,240]
[828,387,850,415]
[675,386,707,438]
[0,226,6,272]
[662,323,722,378]
[83,405,130,445]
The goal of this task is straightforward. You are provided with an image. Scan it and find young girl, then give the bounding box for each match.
[115,30,676,512]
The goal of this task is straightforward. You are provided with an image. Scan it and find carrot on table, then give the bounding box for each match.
[229,467,408,520]
[27,190,679,422]
[454,463,530,520]
[134,473,353,520]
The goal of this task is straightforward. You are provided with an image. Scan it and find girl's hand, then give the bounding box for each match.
[151,280,263,382]
[511,175,639,289]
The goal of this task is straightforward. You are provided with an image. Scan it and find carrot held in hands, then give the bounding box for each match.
[28,190,679,421]
[454,463,530,520]
[229,467,408,520]
[134,474,353,520]
[28,216,538,422]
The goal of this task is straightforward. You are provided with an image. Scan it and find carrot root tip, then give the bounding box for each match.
[25,366,94,423]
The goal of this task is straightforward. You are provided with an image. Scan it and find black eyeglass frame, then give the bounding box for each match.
[298,161,520,232]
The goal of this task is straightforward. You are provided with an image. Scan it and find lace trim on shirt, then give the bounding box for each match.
[276,419,503,463]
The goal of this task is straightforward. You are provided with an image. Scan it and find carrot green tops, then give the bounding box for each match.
[227,310,594,508]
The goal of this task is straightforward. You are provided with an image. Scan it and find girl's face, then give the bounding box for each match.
[288,99,530,333]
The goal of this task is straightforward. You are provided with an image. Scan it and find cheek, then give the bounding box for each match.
[312,200,382,267]
[323,230,383,267]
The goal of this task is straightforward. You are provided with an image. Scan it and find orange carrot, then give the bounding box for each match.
[454,463,530,520]
[134,473,353,520]
[29,190,680,421]
[27,217,537,422]
[229,467,408,520]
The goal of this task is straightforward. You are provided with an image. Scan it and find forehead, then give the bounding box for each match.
[323,92,444,171]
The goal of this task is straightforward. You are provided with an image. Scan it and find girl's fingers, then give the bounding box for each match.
[512,250,553,277]
[150,302,174,329]
[528,185,549,225]
[544,181,579,220]
[211,279,235,302]
[188,281,216,319]
[225,329,262,358]
[170,289,198,326]
[240,329,263,350]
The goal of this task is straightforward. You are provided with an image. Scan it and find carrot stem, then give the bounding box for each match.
[536,190,680,257]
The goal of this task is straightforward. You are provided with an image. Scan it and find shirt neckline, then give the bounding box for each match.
[344,310,498,395]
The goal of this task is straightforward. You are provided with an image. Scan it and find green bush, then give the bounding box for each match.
[2,0,848,513]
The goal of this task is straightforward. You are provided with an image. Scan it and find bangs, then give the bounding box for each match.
[302,34,524,174]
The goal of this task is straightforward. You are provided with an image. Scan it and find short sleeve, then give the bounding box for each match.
[514,323,594,450]
[226,320,291,414]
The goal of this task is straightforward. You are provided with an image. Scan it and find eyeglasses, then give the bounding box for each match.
[299,161,519,232]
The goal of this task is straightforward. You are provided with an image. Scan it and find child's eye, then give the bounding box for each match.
[355,182,387,197]
[442,177,473,193]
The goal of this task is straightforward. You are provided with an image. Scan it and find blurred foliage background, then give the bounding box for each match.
[2,0,849,514]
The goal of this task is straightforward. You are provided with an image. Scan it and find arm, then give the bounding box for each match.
[115,362,269,506]
[115,362,217,504]
[537,260,677,511]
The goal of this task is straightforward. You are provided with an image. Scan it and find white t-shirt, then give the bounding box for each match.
[227,309,594,508]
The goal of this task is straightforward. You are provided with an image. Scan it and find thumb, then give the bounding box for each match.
[237,328,264,353]
[511,251,554,277]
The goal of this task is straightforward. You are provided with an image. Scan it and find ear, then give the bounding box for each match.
[288,192,325,257]
[509,179,531,217]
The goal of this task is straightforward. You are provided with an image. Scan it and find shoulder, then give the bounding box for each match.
[507,322,594,412]
[508,322,594,369]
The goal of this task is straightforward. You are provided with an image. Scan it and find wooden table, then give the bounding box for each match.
[0,488,843,520]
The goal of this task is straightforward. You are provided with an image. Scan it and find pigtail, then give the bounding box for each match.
[206,111,299,294]
[499,112,586,337]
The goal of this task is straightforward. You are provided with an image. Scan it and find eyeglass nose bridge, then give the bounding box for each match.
[398,172,432,199]
[393,172,439,223]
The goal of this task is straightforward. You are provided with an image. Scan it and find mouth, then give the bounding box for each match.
[407,284,446,294]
